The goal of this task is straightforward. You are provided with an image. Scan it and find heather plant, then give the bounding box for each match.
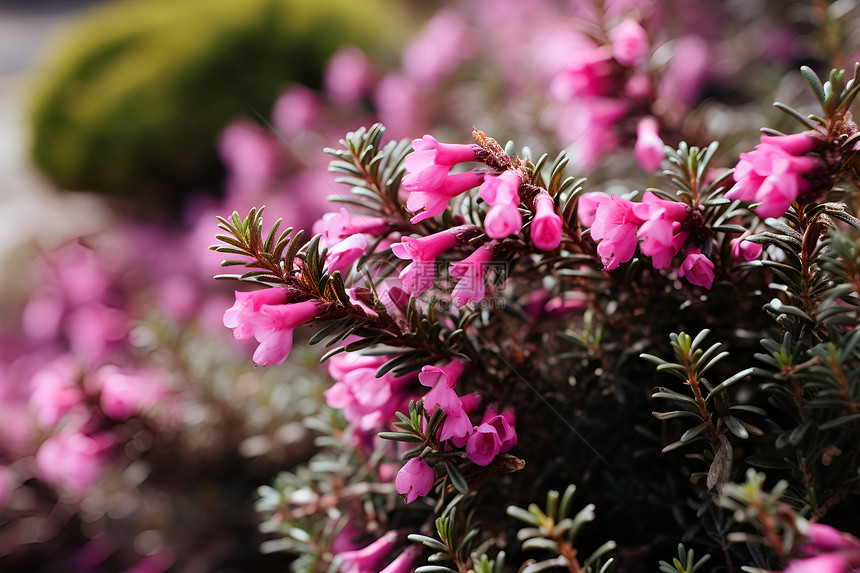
[213,64,860,573]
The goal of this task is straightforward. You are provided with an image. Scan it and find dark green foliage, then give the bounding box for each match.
[29,0,405,200]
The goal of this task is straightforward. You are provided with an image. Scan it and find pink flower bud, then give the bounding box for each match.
[395,458,436,503]
[678,250,715,289]
[730,236,762,262]
[634,117,665,172]
[532,193,563,251]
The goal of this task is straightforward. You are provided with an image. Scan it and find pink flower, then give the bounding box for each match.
[480,171,523,238]
[420,361,472,442]
[223,289,289,340]
[218,120,280,196]
[326,234,370,274]
[392,228,463,295]
[36,431,112,496]
[466,424,502,466]
[325,353,412,436]
[725,133,823,218]
[532,192,563,250]
[634,193,690,269]
[678,249,715,289]
[801,523,860,555]
[730,235,762,262]
[404,135,479,192]
[577,193,610,228]
[610,18,649,66]
[481,411,518,452]
[395,458,436,503]
[590,195,646,269]
[251,301,320,366]
[338,531,399,572]
[634,117,665,172]
[450,242,497,306]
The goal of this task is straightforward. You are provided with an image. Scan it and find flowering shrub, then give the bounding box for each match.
[9,1,860,572]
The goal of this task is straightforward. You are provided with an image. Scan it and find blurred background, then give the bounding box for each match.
[1,0,858,571]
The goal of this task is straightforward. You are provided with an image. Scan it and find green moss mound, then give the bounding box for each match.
[29,0,404,199]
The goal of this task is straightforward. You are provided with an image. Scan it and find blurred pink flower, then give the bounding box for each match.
[272,84,321,134]
[395,458,435,503]
[532,192,563,250]
[374,73,423,140]
[0,465,12,508]
[338,530,399,571]
[610,18,649,66]
[66,304,129,364]
[29,355,84,428]
[324,46,374,105]
[657,35,710,107]
[90,365,168,421]
[551,48,616,99]
[219,120,281,198]
[380,545,421,573]
[634,117,665,172]
[781,554,849,573]
[36,430,112,496]
[725,133,822,218]
[402,8,475,84]
[678,249,715,289]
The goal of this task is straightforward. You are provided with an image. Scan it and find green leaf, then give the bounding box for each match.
[444,461,469,495]
[705,368,755,401]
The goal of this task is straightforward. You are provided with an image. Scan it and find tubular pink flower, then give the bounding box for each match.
[480,171,523,238]
[326,234,370,274]
[338,531,399,572]
[422,374,472,443]
[725,133,822,218]
[393,228,463,295]
[467,424,502,466]
[634,117,665,172]
[591,195,646,269]
[532,192,563,251]
[678,250,715,289]
[611,18,649,66]
[450,242,497,306]
[251,301,320,366]
[404,135,478,192]
[395,458,435,503]
[406,171,485,223]
[551,48,616,99]
[223,289,289,340]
